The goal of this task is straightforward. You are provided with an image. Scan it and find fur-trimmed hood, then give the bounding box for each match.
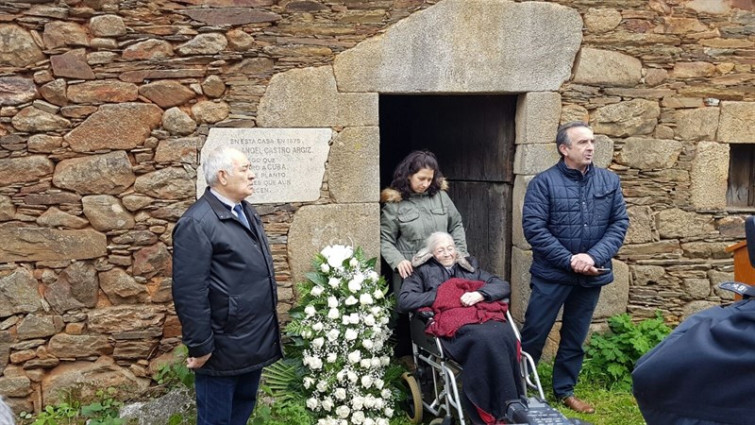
[411,247,474,273]
[380,178,449,203]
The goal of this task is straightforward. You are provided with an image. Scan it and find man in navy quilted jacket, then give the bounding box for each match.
[520,121,628,414]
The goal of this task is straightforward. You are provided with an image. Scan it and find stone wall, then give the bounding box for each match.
[0,0,754,414]
[0,0,435,413]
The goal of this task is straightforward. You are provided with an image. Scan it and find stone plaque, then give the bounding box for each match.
[198,128,332,204]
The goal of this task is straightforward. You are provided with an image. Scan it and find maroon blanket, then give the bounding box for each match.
[425,277,508,338]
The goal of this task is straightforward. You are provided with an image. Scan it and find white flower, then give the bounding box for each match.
[345,296,358,306]
[301,329,313,339]
[322,397,334,411]
[305,305,316,318]
[335,405,350,419]
[359,293,373,305]
[361,375,373,388]
[321,263,330,273]
[335,387,347,400]
[326,329,340,341]
[321,245,353,268]
[327,308,339,319]
[370,306,381,316]
[309,357,323,370]
[362,339,374,350]
[347,279,362,293]
[312,322,324,332]
[349,313,359,323]
[327,352,337,363]
[344,328,358,341]
[384,407,394,418]
[312,337,325,349]
[306,397,319,409]
[380,356,390,366]
[351,410,365,424]
[364,395,375,408]
[317,380,328,392]
[364,314,375,326]
[378,418,389,425]
[374,340,384,351]
[352,396,364,410]
[347,371,358,383]
[360,359,371,369]
[303,376,314,389]
[349,257,359,268]
[371,357,381,368]
[374,378,384,389]
[348,350,361,364]
[381,389,391,399]
[373,288,384,299]
[311,286,324,297]
[364,419,375,425]
[328,277,340,288]
[328,296,338,308]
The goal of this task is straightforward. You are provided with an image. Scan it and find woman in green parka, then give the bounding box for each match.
[380,150,468,294]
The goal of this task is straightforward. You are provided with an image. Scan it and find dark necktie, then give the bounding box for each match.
[233,204,251,230]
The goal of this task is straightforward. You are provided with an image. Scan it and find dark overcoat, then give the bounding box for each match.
[172,189,282,376]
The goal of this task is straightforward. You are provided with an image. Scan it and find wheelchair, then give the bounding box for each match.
[400,308,577,425]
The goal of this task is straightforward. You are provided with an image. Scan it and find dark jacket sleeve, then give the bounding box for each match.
[397,269,437,314]
[522,176,573,271]
[468,257,511,301]
[172,217,215,358]
[586,175,629,266]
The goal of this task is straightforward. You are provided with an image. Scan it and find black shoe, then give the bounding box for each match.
[505,401,529,424]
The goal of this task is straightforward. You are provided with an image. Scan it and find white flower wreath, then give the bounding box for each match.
[291,245,395,425]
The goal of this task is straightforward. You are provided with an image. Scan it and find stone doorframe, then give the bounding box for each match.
[255,0,625,323]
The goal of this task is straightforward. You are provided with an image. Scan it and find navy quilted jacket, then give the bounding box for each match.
[522,160,628,286]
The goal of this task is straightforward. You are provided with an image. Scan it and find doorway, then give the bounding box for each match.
[379,94,517,279]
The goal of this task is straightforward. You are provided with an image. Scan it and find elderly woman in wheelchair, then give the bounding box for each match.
[397,231,529,425]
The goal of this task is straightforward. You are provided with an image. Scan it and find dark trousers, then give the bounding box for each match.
[195,369,262,425]
[520,280,601,399]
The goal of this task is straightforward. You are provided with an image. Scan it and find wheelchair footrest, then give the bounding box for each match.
[508,397,586,425]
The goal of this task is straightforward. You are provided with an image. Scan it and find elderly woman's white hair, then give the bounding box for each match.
[424,231,455,252]
[0,396,14,425]
[202,147,246,188]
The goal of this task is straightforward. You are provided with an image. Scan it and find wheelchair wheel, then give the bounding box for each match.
[401,372,423,424]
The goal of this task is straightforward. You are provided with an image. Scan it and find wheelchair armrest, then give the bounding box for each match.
[415,308,435,323]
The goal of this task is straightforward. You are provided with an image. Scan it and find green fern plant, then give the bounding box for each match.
[582,311,671,390]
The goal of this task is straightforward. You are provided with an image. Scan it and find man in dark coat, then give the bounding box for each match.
[632,286,755,425]
[172,146,282,425]
[520,122,628,414]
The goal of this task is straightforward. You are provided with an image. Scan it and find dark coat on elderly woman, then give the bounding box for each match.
[398,251,523,424]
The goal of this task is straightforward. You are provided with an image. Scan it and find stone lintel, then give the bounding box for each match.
[333,0,582,93]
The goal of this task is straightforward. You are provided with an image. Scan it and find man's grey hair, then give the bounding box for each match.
[0,396,14,425]
[425,231,455,253]
[203,147,244,188]
[556,121,591,157]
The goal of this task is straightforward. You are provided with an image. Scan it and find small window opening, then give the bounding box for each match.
[727,144,755,208]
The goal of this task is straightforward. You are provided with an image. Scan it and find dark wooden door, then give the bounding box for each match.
[379,95,516,279]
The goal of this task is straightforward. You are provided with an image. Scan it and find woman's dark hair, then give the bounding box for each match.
[390,150,444,198]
